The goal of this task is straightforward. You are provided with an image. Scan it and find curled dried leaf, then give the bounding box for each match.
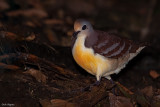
[25,33,36,41]
[24,68,47,83]
[149,70,160,79]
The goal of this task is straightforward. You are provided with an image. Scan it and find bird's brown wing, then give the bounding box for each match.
[93,30,143,59]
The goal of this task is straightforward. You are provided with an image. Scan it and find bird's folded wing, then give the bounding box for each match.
[93,31,142,59]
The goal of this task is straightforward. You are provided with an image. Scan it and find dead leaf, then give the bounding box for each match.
[44,19,64,25]
[40,99,77,107]
[140,86,153,97]
[0,0,9,11]
[109,93,133,107]
[0,31,18,40]
[0,62,20,70]
[25,0,43,9]
[149,70,160,79]
[66,16,73,25]
[40,99,53,107]
[25,33,36,41]
[135,94,150,106]
[67,0,95,15]
[7,8,48,18]
[0,31,34,41]
[152,95,160,107]
[67,30,73,36]
[116,82,134,97]
[25,21,36,27]
[44,28,59,44]
[157,89,160,95]
[57,9,64,19]
[51,99,77,107]
[24,68,47,83]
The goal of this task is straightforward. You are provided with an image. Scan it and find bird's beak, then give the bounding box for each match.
[73,31,80,38]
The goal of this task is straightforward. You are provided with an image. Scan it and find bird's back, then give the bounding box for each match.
[92,30,145,59]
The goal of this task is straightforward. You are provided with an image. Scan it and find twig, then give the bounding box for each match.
[0,62,20,70]
[43,42,58,53]
[115,82,134,97]
[0,53,75,77]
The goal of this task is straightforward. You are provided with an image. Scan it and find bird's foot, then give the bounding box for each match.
[109,78,117,95]
[81,80,100,91]
[70,81,100,93]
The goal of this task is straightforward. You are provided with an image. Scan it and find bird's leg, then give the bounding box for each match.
[70,80,100,93]
[93,80,101,86]
[81,75,101,91]
[70,74,101,93]
[105,75,116,87]
[81,80,100,91]
[110,78,115,85]
[110,78,117,94]
[105,76,116,94]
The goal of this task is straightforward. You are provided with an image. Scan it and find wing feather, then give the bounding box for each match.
[93,31,143,59]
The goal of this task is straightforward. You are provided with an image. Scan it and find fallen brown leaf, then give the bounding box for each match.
[40,99,77,107]
[140,86,153,97]
[40,99,53,107]
[116,82,134,97]
[57,9,64,19]
[65,16,73,25]
[44,19,64,25]
[67,30,74,36]
[149,70,160,79]
[0,62,20,70]
[109,93,133,107]
[67,0,95,15]
[7,8,48,18]
[0,31,19,40]
[152,95,160,107]
[157,89,160,95]
[51,99,77,107]
[44,28,59,44]
[24,68,47,83]
[25,0,43,9]
[0,0,9,11]
[25,21,36,27]
[0,31,35,41]
[25,33,36,41]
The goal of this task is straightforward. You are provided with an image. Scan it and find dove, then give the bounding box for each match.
[71,19,145,82]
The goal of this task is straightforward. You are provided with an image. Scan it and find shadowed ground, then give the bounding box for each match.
[0,0,160,106]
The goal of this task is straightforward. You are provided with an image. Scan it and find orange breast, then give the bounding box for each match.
[73,44,98,75]
[72,35,109,76]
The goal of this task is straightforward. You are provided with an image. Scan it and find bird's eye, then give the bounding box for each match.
[82,25,87,30]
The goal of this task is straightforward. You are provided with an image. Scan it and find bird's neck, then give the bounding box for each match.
[84,31,98,48]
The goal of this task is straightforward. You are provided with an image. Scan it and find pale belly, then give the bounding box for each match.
[72,35,110,76]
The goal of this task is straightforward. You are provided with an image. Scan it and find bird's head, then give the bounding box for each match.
[73,19,94,38]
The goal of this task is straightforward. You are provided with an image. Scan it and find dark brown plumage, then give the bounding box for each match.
[84,30,144,58]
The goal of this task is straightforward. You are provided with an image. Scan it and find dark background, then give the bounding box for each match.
[0,0,160,106]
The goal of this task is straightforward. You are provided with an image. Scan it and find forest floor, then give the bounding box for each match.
[0,0,160,107]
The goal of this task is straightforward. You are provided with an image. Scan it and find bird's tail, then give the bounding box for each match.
[130,41,149,53]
